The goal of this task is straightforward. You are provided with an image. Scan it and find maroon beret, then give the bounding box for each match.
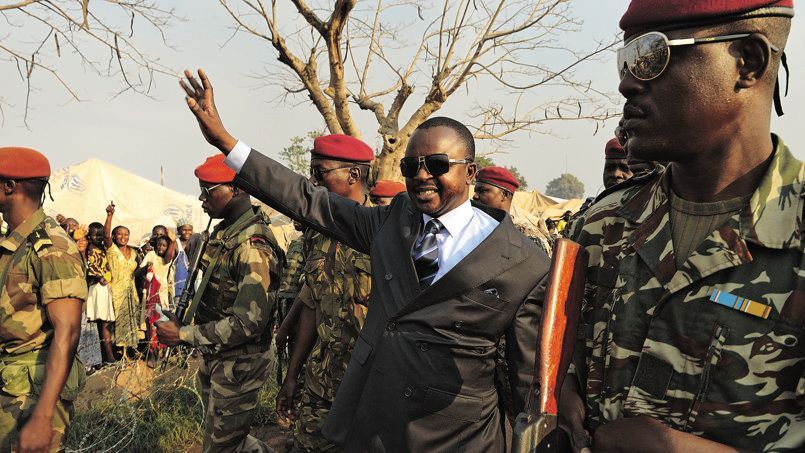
[621,0,794,39]
[605,137,627,160]
[195,154,236,184]
[0,147,50,179]
[476,166,520,193]
[312,134,374,163]
[370,180,407,198]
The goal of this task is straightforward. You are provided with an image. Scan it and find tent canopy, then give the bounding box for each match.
[44,159,297,249]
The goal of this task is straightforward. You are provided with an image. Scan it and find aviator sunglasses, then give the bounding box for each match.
[399,154,473,178]
[617,31,779,81]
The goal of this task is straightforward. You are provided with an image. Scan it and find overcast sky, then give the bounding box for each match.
[2,0,803,201]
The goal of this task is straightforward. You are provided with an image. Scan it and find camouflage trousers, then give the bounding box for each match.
[293,387,338,452]
[0,351,85,452]
[198,348,274,453]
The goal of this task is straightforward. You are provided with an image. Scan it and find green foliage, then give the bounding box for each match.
[506,166,528,190]
[545,173,585,199]
[474,155,495,168]
[474,155,528,190]
[280,130,323,175]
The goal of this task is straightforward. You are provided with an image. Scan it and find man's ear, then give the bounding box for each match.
[736,33,772,89]
[2,180,15,196]
[348,166,361,185]
[466,163,477,184]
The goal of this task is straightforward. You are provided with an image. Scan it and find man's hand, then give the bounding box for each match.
[558,378,592,453]
[276,376,298,426]
[105,202,115,216]
[15,414,53,453]
[155,314,181,347]
[179,69,237,153]
[593,415,738,453]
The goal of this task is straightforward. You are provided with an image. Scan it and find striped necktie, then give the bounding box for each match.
[413,219,443,288]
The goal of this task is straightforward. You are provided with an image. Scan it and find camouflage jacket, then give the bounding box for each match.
[0,209,87,355]
[276,236,305,301]
[570,136,804,451]
[180,207,283,356]
[301,228,372,401]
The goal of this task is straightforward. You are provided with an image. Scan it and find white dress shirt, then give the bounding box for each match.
[420,199,498,283]
[224,141,500,283]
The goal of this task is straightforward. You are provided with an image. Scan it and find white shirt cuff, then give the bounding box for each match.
[223,140,252,173]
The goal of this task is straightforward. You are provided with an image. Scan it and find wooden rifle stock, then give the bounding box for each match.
[513,238,588,452]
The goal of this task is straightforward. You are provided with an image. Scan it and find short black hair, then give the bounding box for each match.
[88,222,103,232]
[416,116,475,159]
[152,225,167,235]
[112,225,129,236]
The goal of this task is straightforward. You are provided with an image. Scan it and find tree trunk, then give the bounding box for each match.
[373,133,409,182]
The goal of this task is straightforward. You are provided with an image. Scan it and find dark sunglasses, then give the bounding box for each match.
[199,183,226,200]
[617,31,778,81]
[400,154,473,178]
[309,165,356,180]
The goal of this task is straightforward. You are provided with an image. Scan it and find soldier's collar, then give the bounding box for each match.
[617,135,803,250]
[0,208,46,252]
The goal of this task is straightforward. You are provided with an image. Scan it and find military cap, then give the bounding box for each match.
[621,0,794,38]
[312,134,374,163]
[370,180,406,197]
[0,147,51,179]
[605,137,627,160]
[476,166,520,193]
[195,154,236,184]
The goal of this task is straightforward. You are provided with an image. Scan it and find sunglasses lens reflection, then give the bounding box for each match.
[619,32,669,81]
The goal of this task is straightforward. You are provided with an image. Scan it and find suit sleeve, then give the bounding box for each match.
[180,240,275,348]
[506,274,548,413]
[234,149,384,255]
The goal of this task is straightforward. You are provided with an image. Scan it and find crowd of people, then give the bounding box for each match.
[55,209,202,370]
[0,1,802,452]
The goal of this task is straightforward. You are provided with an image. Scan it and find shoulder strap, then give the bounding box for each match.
[181,240,226,325]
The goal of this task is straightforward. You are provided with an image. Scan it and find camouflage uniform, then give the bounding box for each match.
[0,210,87,452]
[275,237,305,328]
[293,229,372,452]
[179,207,282,453]
[570,137,805,451]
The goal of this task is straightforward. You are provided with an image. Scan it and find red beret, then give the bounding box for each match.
[370,180,407,198]
[621,0,794,39]
[605,137,627,160]
[195,154,236,184]
[476,166,520,193]
[312,134,374,163]
[0,147,50,179]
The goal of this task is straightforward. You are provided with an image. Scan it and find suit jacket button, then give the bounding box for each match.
[385,273,393,281]
[403,387,413,398]
[386,322,396,331]
[453,321,463,330]
[419,342,429,352]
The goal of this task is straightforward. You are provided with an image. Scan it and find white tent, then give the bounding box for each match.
[44,159,209,245]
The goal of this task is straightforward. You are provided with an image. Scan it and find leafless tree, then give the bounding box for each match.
[218,0,618,180]
[0,0,178,126]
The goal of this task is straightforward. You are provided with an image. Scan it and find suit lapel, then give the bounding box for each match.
[384,200,423,316]
[391,214,525,319]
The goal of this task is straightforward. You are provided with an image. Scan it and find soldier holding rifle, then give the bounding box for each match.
[155,154,283,453]
[562,1,803,451]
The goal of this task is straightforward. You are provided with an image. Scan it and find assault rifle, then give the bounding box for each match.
[160,218,213,371]
[512,238,588,452]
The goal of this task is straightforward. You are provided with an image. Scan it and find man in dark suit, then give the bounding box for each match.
[179,69,550,452]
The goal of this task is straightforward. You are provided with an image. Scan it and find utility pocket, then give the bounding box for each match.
[29,357,87,401]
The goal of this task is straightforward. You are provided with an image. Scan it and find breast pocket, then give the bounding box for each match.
[5,271,38,310]
[461,287,509,312]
